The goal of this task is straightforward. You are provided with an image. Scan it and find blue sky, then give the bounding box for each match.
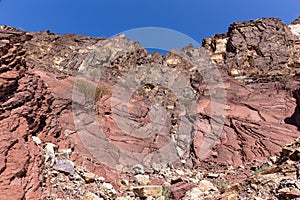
[0,0,299,50]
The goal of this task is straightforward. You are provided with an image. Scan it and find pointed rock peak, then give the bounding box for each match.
[291,16,300,25]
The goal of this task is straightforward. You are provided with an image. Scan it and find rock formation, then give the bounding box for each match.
[203,17,300,79]
[1,16,300,199]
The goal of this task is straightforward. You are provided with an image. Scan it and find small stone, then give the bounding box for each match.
[221,192,239,200]
[198,180,218,192]
[83,192,103,200]
[250,183,258,190]
[238,165,245,169]
[287,160,295,165]
[82,171,98,183]
[98,177,105,183]
[175,169,185,176]
[32,136,42,145]
[132,164,145,174]
[101,182,116,198]
[188,178,199,184]
[163,182,171,188]
[56,149,72,160]
[150,163,162,173]
[270,156,277,163]
[166,104,174,110]
[171,182,194,199]
[207,173,219,178]
[134,174,150,185]
[230,69,239,76]
[133,186,164,198]
[53,159,75,175]
[44,143,56,163]
[278,188,290,194]
[189,187,202,198]
[286,188,300,197]
[103,182,114,190]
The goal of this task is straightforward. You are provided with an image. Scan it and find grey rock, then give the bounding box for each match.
[53,159,75,175]
[132,164,145,174]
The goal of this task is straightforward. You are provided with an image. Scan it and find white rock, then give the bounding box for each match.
[198,180,218,192]
[289,24,300,36]
[175,169,185,176]
[134,174,150,185]
[165,57,181,65]
[207,173,219,178]
[32,136,42,145]
[98,177,105,182]
[44,143,56,163]
[214,38,228,54]
[103,182,114,191]
[189,187,202,198]
[230,68,240,76]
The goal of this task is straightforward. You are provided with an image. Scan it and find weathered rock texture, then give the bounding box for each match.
[203,17,300,80]
[1,16,300,199]
[0,26,122,199]
[25,30,104,75]
[0,26,61,199]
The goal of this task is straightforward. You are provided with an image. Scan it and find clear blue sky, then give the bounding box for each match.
[0,0,299,49]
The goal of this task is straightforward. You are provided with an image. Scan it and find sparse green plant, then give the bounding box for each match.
[254,165,270,174]
[162,185,170,200]
[215,180,229,190]
[74,79,111,102]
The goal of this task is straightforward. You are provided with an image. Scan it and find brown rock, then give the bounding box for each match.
[171,181,195,200]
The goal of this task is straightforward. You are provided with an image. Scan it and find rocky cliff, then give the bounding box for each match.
[1,16,300,199]
[203,17,300,80]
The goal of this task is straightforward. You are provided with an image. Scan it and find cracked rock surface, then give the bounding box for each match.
[2,16,300,199]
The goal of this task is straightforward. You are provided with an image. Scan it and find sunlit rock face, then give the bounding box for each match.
[0,26,61,199]
[2,16,300,199]
[203,18,300,81]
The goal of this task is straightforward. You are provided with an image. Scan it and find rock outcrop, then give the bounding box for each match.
[0,26,61,199]
[203,17,300,81]
[25,30,105,75]
[2,16,300,199]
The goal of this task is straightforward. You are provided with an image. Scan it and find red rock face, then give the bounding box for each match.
[1,16,300,199]
[194,76,300,167]
[0,28,54,199]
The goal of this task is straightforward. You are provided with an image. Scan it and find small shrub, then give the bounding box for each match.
[74,79,110,102]
[215,180,229,190]
[162,185,170,200]
[254,166,270,174]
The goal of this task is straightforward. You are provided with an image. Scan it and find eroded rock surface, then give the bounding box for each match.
[203,17,300,80]
[1,16,300,199]
[0,26,61,199]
